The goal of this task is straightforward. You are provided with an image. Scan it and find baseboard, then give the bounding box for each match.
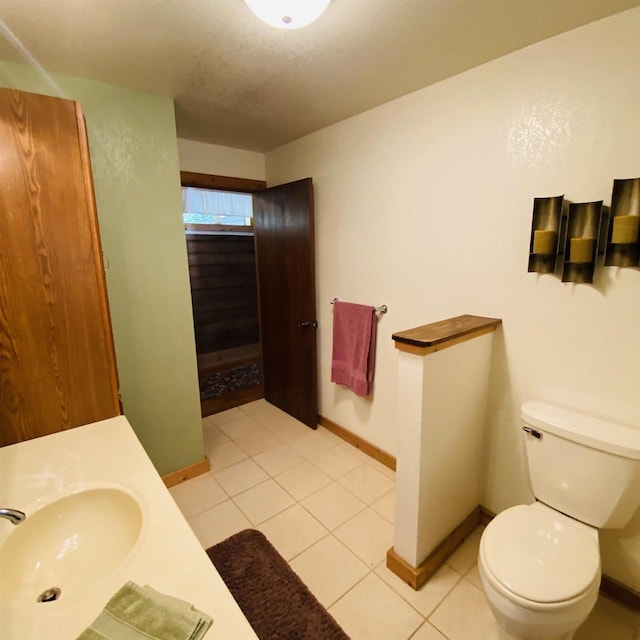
[479,505,495,526]
[162,457,211,488]
[600,573,640,612]
[318,415,396,471]
[386,547,425,590]
[387,506,481,590]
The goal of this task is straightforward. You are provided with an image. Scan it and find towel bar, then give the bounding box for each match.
[330,298,388,314]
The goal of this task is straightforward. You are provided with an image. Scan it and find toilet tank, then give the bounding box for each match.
[521,401,640,529]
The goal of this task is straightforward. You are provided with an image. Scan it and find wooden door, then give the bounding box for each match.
[253,178,318,428]
[0,88,119,446]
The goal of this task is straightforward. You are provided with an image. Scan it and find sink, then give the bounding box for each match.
[0,486,144,604]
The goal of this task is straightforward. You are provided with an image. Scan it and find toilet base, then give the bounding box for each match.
[478,502,600,640]
[488,600,578,640]
[496,626,574,640]
[479,560,598,640]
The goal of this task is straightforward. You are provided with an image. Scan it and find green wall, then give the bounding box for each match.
[0,61,204,475]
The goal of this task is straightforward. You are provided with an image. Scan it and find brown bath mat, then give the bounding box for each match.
[206,529,349,640]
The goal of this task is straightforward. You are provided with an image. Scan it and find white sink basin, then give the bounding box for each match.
[0,486,144,604]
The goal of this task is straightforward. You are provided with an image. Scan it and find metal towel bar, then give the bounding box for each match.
[331,298,388,314]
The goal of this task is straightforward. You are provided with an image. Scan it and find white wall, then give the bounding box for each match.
[395,333,495,567]
[265,9,640,590]
[177,138,266,181]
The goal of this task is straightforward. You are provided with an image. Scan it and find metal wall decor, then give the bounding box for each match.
[604,177,640,267]
[528,177,640,284]
[528,195,564,274]
[561,201,602,283]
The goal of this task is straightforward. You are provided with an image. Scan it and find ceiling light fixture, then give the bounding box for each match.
[244,0,331,30]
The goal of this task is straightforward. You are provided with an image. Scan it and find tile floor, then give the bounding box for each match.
[170,400,640,640]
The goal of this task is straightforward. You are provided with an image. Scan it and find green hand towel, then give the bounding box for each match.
[77,581,213,640]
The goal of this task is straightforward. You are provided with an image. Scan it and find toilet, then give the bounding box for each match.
[478,400,640,640]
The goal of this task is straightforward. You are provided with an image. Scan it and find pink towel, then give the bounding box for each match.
[331,301,377,397]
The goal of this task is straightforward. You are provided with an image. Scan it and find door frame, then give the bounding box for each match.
[180,172,267,415]
[180,172,266,194]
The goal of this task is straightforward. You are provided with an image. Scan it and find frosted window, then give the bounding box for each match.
[182,187,253,226]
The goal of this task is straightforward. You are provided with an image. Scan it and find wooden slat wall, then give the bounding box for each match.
[186,234,260,354]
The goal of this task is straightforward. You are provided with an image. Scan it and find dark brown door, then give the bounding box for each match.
[253,178,318,428]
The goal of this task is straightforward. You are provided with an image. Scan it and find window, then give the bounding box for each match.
[182,187,253,227]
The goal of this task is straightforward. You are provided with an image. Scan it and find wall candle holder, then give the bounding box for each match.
[562,201,603,284]
[528,195,564,274]
[604,177,640,267]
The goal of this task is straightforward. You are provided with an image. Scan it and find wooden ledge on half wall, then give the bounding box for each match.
[392,314,502,356]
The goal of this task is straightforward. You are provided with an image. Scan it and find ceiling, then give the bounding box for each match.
[1,0,638,152]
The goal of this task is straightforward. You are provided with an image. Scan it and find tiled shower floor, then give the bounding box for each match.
[169,400,640,640]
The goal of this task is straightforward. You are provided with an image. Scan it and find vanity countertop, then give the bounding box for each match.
[0,416,258,640]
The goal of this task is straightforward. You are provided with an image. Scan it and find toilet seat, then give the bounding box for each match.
[480,504,600,606]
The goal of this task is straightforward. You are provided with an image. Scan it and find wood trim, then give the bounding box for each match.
[479,504,496,526]
[393,315,501,356]
[600,574,640,612]
[318,415,396,471]
[185,223,254,234]
[479,505,639,611]
[180,171,266,193]
[75,101,121,416]
[395,324,498,356]
[386,547,425,590]
[162,457,211,488]
[387,506,481,590]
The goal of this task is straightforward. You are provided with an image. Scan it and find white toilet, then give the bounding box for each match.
[478,400,640,640]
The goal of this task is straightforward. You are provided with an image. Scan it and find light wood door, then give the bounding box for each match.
[253,178,318,428]
[0,88,119,446]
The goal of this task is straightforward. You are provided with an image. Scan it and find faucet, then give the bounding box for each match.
[0,508,26,525]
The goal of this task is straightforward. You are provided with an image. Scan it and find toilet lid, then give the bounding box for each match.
[481,505,600,604]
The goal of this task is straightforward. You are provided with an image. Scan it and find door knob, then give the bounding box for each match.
[298,321,318,329]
